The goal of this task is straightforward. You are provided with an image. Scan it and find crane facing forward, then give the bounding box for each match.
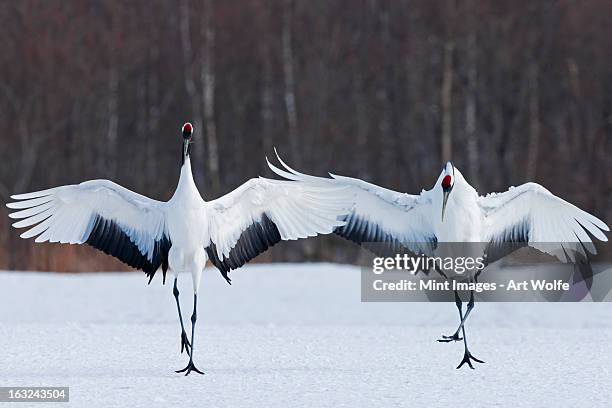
[6,123,351,375]
[268,155,609,369]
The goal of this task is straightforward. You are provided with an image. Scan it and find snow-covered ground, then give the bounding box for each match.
[1,263,612,407]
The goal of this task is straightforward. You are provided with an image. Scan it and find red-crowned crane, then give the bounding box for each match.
[6,123,351,375]
[268,155,609,369]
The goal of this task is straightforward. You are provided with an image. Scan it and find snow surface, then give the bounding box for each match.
[1,263,612,407]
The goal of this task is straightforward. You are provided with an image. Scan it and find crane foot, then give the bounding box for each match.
[437,332,462,342]
[176,360,204,376]
[456,351,485,369]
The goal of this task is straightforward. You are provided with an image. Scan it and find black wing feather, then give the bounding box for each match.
[335,213,436,259]
[206,213,281,284]
[85,214,171,284]
[483,217,530,266]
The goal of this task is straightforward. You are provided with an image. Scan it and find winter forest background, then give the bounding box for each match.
[0,0,611,271]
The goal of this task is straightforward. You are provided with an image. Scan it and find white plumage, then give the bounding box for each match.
[8,157,349,282]
[268,155,609,263]
[207,177,348,260]
[9,180,168,258]
[6,123,351,375]
[268,154,609,369]
[479,182,608,261]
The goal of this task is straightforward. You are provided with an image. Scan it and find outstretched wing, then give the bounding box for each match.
[478,182,609,264]
[267,153,437,258]
[7,180,171,283]
[205,176,351,283]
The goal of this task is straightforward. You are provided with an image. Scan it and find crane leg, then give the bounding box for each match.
[440,289,475,341]
[176,293,204,375]
[437,290,464,342]
[173,277,191,356]
[448,291,484,369]
[456,321,485,369]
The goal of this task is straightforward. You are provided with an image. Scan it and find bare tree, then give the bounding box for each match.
[526,62,540,180]
[145,4,161,192]
[259,0,275,155]
[465,31,479,186]
[201,0,220,195]
[105,15,119,179]
[377,1,395,182]
[441,38,454,163]
[352,26,370,179]
[179,0,204,183]
[282,0,300,167]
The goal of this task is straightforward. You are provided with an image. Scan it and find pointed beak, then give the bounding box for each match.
[441,190,450,222]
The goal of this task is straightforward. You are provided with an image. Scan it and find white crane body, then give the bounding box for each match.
[166,158,209,291]
[268,154,609,369]
[6,124,351,375]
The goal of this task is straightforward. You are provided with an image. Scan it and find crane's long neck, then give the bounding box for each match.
[182,140,191,165]
[172,156,201,202]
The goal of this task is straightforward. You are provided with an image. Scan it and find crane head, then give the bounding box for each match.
[181,122,194,164]
[182,122,193,140]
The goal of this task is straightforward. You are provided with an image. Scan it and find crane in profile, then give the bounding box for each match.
[6,123,351,375]
[268,154,609,369]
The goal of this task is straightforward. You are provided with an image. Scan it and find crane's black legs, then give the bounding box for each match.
[176,293,204,375]
[437,289,484,369]
[439,289,475,341]
[456,318,484,369]
[437,290,464,342]
[439,266,485,341]
[173,277,191,356]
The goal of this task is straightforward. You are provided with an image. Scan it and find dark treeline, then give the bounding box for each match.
[1,0,611,271]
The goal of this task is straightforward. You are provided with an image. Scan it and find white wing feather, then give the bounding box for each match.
[478,182,609,262]
[7,180,168,262]
[206,176,351,260]
[267,151,436,255]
